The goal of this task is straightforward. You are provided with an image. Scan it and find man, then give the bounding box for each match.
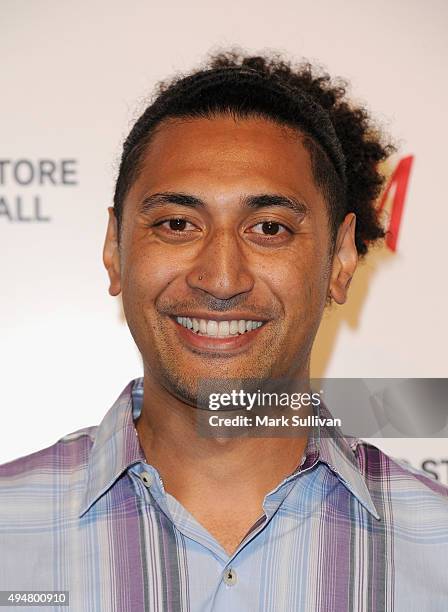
[1,50,447,611]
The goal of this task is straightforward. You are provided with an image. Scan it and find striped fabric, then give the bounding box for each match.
[0,377,447,611]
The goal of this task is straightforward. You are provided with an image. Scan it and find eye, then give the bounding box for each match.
[153,218,198,232]
[249,221,290,236]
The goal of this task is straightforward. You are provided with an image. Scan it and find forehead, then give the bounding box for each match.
[127,115,322,207]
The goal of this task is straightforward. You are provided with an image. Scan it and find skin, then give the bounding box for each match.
[103,115,357,555]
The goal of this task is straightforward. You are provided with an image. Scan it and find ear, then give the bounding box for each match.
[103,207,122,296]
[328,213,358,304]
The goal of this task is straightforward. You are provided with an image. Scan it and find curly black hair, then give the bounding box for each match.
[113,49,395,257]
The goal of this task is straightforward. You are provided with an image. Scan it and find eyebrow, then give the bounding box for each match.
[139,191,309,219]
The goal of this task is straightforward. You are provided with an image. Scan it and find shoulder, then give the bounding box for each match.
[350,438,448,534]
[0,426,97,521]
[0,425,97,479]
[350,437,448,496]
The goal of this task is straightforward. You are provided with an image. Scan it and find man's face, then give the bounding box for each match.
[104,115,356,403]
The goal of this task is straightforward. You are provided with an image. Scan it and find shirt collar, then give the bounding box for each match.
[78,379,146,517]
[302,403,381,520]
[79,379,380,521]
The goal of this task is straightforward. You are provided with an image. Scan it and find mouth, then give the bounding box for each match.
[174,315,266,337]
[169,314,268,353]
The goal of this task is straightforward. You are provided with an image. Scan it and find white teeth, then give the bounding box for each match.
[176,316,264,337]
[207,320,218,336]
[218,321,229,337]
[229,320,239,335]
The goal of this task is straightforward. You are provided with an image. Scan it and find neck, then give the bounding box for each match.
[135,367,310,503]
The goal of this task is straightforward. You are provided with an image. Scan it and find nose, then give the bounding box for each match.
[186,227,255,300]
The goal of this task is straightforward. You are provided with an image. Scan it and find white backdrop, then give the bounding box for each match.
[1,0,447,482]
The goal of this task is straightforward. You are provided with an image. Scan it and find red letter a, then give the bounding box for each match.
[377,155,414,252]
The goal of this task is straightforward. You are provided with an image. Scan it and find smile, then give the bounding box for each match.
[170,315,268,357]
[175,316,265,338]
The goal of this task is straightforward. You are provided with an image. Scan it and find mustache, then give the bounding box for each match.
[157,294,279,319]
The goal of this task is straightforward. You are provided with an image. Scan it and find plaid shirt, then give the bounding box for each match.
[1,378,447,611]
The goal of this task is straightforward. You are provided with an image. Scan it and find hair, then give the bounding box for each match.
[113,49,396,257]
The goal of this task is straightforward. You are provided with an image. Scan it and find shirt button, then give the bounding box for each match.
[140,471,153,487]
[223,567,237,586]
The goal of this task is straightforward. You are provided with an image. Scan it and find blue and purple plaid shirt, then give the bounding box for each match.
[1,378,447,611]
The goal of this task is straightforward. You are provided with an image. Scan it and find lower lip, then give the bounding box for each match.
[171,318,266,353]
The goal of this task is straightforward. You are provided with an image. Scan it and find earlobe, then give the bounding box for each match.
[103,207,122,297]
[328,213,358,305]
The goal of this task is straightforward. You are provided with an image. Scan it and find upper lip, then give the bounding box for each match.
[169,312,269,322]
